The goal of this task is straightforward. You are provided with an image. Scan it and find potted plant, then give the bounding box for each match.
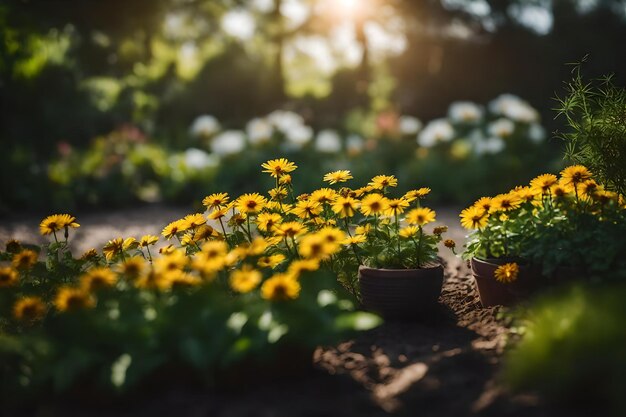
[461,164,626,307]
[311,173,454,319]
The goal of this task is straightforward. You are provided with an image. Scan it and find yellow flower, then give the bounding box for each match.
[529,173,558,194]
[399,226,419,238]
[159,244,175,255]
[13,296,46,322]
[0,267,18,287]
[490,193,522,212]
[184,213,207,229]
[230,265,262,293]
[119,257,145,279]
[202,192,230,208]
[261,273,301,301]
[275,222,307,238]
[368,175,398,190]
[123,237,139,251]
[406,207,436,226]
[39,214,80,236]
[238,237,269,257]
[444,239,456,249]
[310,188,338,205]
[592,189,618,205]
[353,186,374,198]
[560,165,592,190]
[162,219,188,240]
[299,234,336,260]
[318,227,346,245]
[355,224,371,235]
[261,158,298,178]
[258,254,286,269]
[323,170,353,184]
[331,196,360,218]
[166,270,202,288]
[80,248,99,261]
[404,188,431,201]
[288,259,320,276]
[360,194,389,217]
[472,197,493,213]
[155,250,188,273]
[385,198,410,216]
[54,287,95,311]
[193,224,217,241]
[460,206,488,230]
[80,267,117,292]
[236,193,267,215]
[579,179,600,199]
[269,187,288,201]
[292,199,322,220]
[201,240,229,259]
[12,249,38,270]
[139,235,159,247]
[551,184,569,200]
[514,186,540,204]
[207,207,229,220]
[279,174,292,185]
[135,269,167,290]
[256,212,282,233]
[342,234,366,245]
[102,238,124,261]
[494,263,519,283]
[265,235,283,246]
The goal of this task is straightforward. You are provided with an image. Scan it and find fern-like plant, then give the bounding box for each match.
[555,58,626,196]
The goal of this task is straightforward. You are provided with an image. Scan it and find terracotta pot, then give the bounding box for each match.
[358,264,444,320]
[471,258,541,307]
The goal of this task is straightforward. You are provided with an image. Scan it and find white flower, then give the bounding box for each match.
[488,118,515,138]
[190,115,220,138]
[246,118,273,145]
[488,94,539,123]
[448,101,484,123]
[346,134,364,155]
[417,118,455,147]
[315,129,342,153]
[475,137,505,155]
[285,124,313,148]
[399,116,422,135]
[268,110,305,134]
[210,130,246,156]
[184,148,219,170]
[528,123,546,143]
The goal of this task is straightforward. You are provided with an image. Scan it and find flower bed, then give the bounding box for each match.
[0,157,456,403]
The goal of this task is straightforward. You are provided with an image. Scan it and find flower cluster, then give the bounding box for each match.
[461,165,626,279]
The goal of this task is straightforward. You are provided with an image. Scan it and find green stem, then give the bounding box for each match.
[246,216,253,242]
[395,213,400,258]
[218,217,229,242]
[417,226,423,268]
[290,236,300,258]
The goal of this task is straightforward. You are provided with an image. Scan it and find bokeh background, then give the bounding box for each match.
[2,0,625,214]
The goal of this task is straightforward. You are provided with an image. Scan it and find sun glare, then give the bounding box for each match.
[338,0,359,13]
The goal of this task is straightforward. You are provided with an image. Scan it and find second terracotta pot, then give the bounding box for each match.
[471,257,540,307]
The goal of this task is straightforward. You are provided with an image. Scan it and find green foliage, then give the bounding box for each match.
[0,236,381,407]
[505,284,626,416]
[556,60,626,196]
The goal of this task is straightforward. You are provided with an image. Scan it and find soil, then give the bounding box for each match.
[0,206,570,417]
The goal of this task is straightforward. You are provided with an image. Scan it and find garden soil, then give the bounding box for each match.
[1,206,572,417]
